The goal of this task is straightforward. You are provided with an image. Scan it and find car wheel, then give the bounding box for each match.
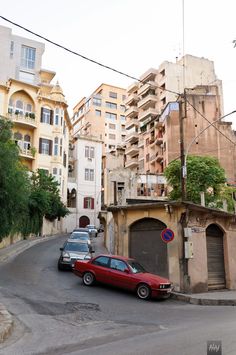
[57,260,63,271]
[83,272,95,286]
[136,284,151,300]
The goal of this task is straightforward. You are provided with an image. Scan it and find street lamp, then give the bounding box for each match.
[182,110,236,197]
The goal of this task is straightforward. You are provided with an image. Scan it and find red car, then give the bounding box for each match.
[73,254,173,300]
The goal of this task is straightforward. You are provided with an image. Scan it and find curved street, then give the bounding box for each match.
[0,235,236,355]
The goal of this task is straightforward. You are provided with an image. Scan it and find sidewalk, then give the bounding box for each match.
[172,290,236,306]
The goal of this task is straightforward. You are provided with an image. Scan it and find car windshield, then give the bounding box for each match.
[64,242,89,252]
[87,225,95,229]
[127,260,146,274]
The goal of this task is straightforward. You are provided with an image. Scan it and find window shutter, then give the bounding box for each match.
[91,198,94,209]
[49,140,52,155]
[50,110,54,125]
[40,108,44,122]
[83,197,86,208]
[39,138,42,153]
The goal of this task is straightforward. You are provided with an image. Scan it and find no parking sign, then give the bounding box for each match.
[161,228,174,243]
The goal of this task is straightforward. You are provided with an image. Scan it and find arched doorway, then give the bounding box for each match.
[206,224,226,290]
[79,215,90,228]
[129,218,168,277]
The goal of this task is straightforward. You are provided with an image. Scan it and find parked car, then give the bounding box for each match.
[69,231,91,245]
[98,224,104,233]
[58,239,94,270]
[73,254,173,300]
[73,227,89,233]
[86,224,98,237]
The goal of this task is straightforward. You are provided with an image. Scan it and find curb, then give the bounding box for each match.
[0,304,14,343]
[171,292,236,306]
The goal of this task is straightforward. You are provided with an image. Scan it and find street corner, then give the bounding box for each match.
[0,303,14,343]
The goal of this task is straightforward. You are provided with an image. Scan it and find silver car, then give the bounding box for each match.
[69,231,91,245]
[86,224,98,238]
[58,239,94,270]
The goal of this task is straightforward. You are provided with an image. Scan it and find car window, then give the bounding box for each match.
[127,260,146,274]
[92,256,109,267]
[110,259,128,272]
[64,242,89,252]
[70,232,89,240]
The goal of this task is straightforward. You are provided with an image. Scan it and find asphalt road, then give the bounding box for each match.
[0,235,236,355]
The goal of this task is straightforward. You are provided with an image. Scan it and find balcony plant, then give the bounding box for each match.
[29,113,35,119]
[30,147,37,157]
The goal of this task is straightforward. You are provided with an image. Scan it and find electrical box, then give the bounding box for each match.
[184,227,192,238]
[185,241,194,259]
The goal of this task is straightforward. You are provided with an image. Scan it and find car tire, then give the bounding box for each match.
[83,272,95,286]
[57,260,63,271]
[136,284,151,300]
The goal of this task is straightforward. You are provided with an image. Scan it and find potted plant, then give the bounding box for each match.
[30,147,37,157]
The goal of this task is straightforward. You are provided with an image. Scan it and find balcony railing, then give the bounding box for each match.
[19,148,35,159]
[7,111,37,128]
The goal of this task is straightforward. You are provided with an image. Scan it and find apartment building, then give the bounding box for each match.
[65,135,102,232]
[0,25,70,233]
[124,55,235,195]
[71,83,127,154]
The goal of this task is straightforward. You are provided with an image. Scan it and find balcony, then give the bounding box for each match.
[124,93,139,106]
[7,112,37,129]
[125,106,139,119]
[138,108,158,123]
[155,134,163,145]
[138,95,157,110]
[127,81,139,95]
[125,130,139,143]
[19,148,35,160]
[125,118,139,130]
[156,151,163,162]
[138,81,156,96]
[125,143,139,157]
[150,154,156,165]
[140,68,158,83]
[125,156,139,169]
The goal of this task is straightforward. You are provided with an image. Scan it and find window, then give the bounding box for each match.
[53,167,57,175]
[85,169,94,181]
[109,91,117,99]
[85,146,94,159]
[93,97,102,106]
[60,138,63,156]
[39,138,52,155]
[23,134,31,150]
[26,104,32,113]
[83,197,94,209]
[109,123,116,130]
[121,124,126,131]
[110,259,127,272]
[122,95,126,101]
[92,256,110,267]
[106,101,117,109]
[15,100,23,115]
[121,135,126,141]
[54,108,59,125]
[54,137,59,155]
[41,107,53,124]
[120,115,126,122]
[95,110,101,116]
[21,45,36,70]
[10,41,14,58]
[109,134,116,140]
[105,112,117,121]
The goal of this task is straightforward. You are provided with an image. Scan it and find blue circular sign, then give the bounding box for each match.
[161,228,174,243]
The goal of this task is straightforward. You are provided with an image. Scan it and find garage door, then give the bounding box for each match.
[129,218,168,277]
[206,224,225,290]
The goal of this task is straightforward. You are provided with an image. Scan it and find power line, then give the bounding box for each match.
[0,15,180,97]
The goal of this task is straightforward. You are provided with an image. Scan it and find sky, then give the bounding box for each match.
[1,0,236,125]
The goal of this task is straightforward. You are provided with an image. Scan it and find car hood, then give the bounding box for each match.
[137,272,171,284]
[68,252,90,259]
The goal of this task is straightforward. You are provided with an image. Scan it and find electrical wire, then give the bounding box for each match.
[0,15,180,97]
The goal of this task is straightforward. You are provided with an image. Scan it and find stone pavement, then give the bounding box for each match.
[1,234,236,344]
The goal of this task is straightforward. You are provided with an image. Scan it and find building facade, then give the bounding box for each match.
[0,25,70,235]
[71,83,127,154]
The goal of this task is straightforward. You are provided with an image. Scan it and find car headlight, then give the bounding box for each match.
[62,252,71,261]
[84,255,91,260]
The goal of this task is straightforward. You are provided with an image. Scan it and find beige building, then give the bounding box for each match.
[0,25,71,235]
[124,55,236,193]
[72,83,127,154]
[108,201,236,293]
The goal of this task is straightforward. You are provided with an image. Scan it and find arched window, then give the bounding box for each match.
[84,197,94,209]
[23,134,31,150]
[15,100,24,114]
[14,132,22,140]
[54,108,59,125]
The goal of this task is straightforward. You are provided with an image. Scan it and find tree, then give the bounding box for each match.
[0,118,30,240]
[164,155,234,208]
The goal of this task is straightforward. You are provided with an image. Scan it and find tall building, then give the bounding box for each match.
[71,83,127,154]
[124,55,235,194]
[0,25,71,233]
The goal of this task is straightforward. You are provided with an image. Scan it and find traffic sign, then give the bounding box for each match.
[161,228,174,243]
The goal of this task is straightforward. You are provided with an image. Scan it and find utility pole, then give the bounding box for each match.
[179,92,187,200]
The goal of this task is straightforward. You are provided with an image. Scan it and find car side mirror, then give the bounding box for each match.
[60,247,63,251]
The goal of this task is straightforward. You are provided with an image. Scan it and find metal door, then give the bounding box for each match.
[206,224,225,290]
[129,218,168,277]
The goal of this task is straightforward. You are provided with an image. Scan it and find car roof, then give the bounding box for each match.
[94,254,134,262]
[71,231,89,235]
[73,228,89,231]
[66,239,89,244]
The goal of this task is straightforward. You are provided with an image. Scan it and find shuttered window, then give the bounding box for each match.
[84,197,94,209]
[39,138,52,155]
